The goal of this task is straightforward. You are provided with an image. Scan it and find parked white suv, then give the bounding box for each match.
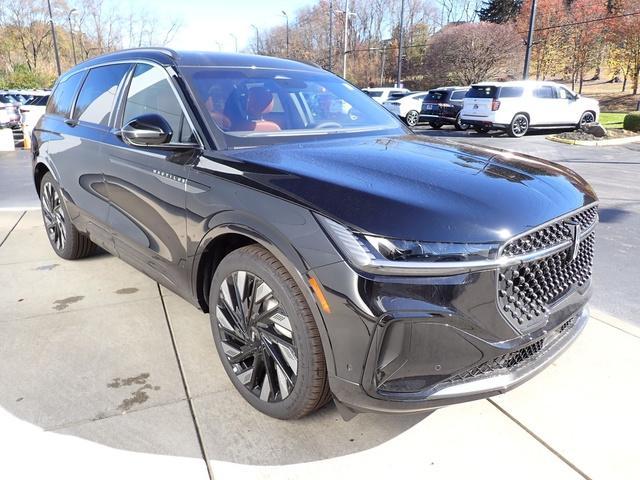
[460,81,600,137]
[363,87,410,104]
[382,91,429,126]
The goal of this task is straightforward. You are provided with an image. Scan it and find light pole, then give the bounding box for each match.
[68,8,77,65]
[251,24,260,54]
[396,0,405,88]
[229,33,238,53]
[328,0,333,71]
[522,0,537,79]
[380,39,391,86]
[281,11,289,57]
[336,0,355,79]
[46,0,61,76]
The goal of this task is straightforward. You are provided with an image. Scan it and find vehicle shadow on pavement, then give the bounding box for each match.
[0,210,432,466]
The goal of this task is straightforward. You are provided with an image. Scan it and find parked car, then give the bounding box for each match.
[460,81,600,137]
[383,91,429,126]
[33,49,597,420]
[362,87,410,104]
[420,87,469,130]
[0,94,21,128]
[20,94,49,133]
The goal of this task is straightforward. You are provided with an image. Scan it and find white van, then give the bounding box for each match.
[460,81,600,137]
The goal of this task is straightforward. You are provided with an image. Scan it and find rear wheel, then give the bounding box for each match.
[578,111,596,128]
[508,113,529,138]
[39,172,96,260]
[405,110,419,127]
[454,114,470,131]
[429,121,443,130]
[209,245,331,419]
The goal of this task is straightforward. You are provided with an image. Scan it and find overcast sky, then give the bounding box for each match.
[152,0,317,52]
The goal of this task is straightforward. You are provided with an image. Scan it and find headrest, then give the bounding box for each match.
[246,86,274,116]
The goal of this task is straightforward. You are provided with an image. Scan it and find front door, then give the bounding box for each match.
[102,63,201,294]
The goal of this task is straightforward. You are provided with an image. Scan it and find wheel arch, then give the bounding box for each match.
[191,214,337,376]
[33,161,51,196]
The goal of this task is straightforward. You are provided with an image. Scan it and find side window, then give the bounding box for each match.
[46,72,84,118]
[533,86,555,99]
[557,87,573,100]
[123,64,195,143]
[450,91,465,100]
[499,87,524,98]
[73,64,130,126]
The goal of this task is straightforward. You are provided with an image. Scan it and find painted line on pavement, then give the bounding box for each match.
[591,308,640,340]
[0,210,26,248]
[0,206,40,212]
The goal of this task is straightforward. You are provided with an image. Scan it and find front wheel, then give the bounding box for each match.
[39,172,96,259]
[404,110,420,127]
[508,113,529,137]
[209,245,331,419]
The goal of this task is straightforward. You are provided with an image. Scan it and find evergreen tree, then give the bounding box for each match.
[477,0,524,24]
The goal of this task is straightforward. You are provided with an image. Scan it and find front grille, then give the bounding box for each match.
[444,317,575,384]
[498,231,595,330]
[502,205,598,257]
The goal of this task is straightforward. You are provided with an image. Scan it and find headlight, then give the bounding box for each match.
[318,215,501,275]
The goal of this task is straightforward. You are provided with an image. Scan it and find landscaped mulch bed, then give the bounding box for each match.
[555,129,638,142]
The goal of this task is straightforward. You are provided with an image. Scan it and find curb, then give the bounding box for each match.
[547,134,640,146]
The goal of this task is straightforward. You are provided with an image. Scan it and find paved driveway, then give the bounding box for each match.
[1,135,639,479]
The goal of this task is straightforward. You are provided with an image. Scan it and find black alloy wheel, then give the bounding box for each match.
[209,245,331,419]
[579,111,596,128]
[454,114,470,131]
[429,121,443,129]
[39,172,95,259]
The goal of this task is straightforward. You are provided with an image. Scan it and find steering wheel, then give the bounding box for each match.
[314,121,342,129]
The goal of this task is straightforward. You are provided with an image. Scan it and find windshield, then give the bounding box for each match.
[183,67,402,147]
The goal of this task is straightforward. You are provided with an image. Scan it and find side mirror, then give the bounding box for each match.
[120,113,173,147]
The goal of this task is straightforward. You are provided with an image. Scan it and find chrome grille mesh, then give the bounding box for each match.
[502,205,598,257]
[498,232,595,329]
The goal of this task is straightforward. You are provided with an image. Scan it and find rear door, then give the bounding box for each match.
[101,62,201,295]
[462,85,498,119]
[530,85,558,125]
[555,86,579,124]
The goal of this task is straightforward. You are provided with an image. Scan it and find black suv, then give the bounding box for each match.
[421,87,469,130]
[32,49,597,420]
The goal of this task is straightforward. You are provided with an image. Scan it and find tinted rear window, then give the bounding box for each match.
[46,72,84,118]
[73,64,130,125]
[388,92,408,100]
[450,90,467,100]
[466,86,498,99]
[499,87,524,98]
[426,91,449,101]
[365,91,383,97]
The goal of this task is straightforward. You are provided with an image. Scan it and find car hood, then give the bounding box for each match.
[203,134,597,243]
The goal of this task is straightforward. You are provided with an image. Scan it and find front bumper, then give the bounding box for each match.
[310,257,591,414]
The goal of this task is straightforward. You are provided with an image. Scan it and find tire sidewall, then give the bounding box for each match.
[509,114,528,137]
[208,247,319,419]
[40,172,75,259]
[405,110,419,127]
[455,114,470,131]
[579,111,595,127]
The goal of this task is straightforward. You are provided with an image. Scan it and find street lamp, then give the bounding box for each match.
[251,24,260,55]
[380,38,392,86]
[68,8,78,65]
[396,0,405,88]
[229,33,238,53]
[46,0,61,76]
[281,10,289,58]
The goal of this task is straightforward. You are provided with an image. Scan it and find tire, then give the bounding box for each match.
[429,121,443,130]
[454,114,470,131]
[39,172,96,260]
[474,126,490,134]
[578,111,596,128]
[209,245,331,419]
[508,113,529,138]
[404,110,420,127]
